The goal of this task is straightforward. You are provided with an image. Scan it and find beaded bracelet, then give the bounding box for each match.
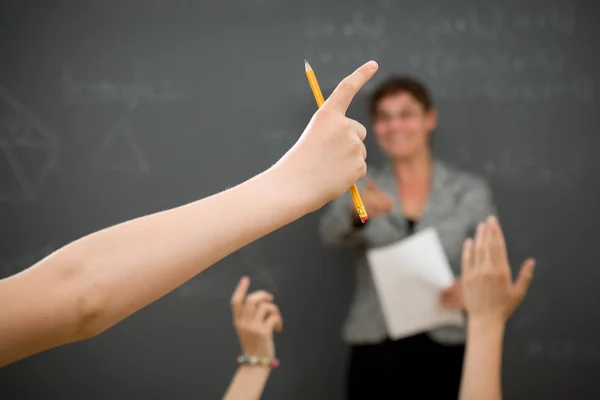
[237,355,280,369]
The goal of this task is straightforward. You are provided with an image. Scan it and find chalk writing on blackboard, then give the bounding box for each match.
[304,11,387,75]
[62,65,184,109]
[0,87,60,203]
[0,244,55,278]
[431,75,594,102]
[525,341,600,362]
[414,0,575,40]
[458,148,587,182]
[412,48,566,78]
[94,118,149,173]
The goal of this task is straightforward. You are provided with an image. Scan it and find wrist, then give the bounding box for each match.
[237,355,279,369]
[468,315,506,337]
[265,165,319,215]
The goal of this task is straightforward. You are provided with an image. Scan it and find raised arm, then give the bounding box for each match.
[0,61,379,367]
[459,216,535,400]
[223,277,282,400]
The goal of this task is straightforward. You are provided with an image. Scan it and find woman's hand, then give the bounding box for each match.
[230,277,282,360]
[359,178,394,218]
[440,280,465,310]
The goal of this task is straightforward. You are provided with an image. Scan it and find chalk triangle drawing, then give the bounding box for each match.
[94,118,149,173]
[0,86,60,202]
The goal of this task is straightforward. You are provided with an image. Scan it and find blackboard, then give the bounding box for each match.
[1,0,599,398]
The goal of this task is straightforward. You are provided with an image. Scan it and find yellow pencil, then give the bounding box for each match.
[304,60,368,223]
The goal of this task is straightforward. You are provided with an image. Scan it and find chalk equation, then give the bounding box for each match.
[0,87,60,203]
[455,149,589,182]
[304,10,387,76]
[432,75,594,102]
[411,0,575,40]
[94,118,149,173]
[0,244,55,279]
[409,48,566,78]
[62,65,184,109]
[179,246,278,299]
[524,340,600,362]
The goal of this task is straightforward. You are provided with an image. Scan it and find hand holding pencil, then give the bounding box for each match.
[271,61,378,213]
[305,60,374,223]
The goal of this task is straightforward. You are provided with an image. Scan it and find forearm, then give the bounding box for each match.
[460,318,505,400]
[2,167,311,363]
[223,366,271,400]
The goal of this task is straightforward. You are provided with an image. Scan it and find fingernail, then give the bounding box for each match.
[366,60,378,70]
[488,215,496,223]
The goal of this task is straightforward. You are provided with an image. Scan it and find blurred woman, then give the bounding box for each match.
[319,76,497,399]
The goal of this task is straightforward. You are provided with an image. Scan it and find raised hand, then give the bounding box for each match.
[360,178,394,218]
[461,216,536,323]
[230,277,282,360]
[273,61,379,211]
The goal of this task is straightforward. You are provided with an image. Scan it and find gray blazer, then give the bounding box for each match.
[319,160,497,345]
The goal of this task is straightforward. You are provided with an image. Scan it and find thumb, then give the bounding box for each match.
[513,258,536,303]
[324,61,379,114]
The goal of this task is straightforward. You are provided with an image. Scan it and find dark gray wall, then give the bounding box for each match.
[1,0,599,398]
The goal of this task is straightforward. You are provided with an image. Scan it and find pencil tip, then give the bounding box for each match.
[304,60,312,72]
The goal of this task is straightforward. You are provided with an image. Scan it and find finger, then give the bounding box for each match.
[440,290,450,301]
[325,61,379,114]
[258,303,283,331]
[482,221,493,269]
[351,119,367,142]
[444,300,463,310]
[231,276,250,317]
[359,162,367,179]
[370,197,392,213]
[255,302,278,319]
[265,312,283,333]
[379,194,394,209]
[473,223,486,269]
[440,282,456,298]
[360,141,367,160]
[462,238,474,275]
[488,215,508,264]
[487,216,502,269]
[440,295,461,309]
[245,290,274,313]
[381,200,394,213]
[514,258,536,302]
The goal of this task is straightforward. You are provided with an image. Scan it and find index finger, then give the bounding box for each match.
[324,61,379,114]
[230,276,250,317]
[488,215,508,265]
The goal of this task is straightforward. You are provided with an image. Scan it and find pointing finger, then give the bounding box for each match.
[325,61,379,114]
[231,276,250,317]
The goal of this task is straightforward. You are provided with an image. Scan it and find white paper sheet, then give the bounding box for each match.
[367,228,464,340]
